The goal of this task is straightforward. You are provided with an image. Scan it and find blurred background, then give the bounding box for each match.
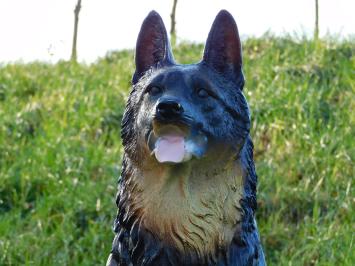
[0,0,354,265]
[0,0,354,63]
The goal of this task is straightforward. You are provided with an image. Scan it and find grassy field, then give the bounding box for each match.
[0,36,354,265]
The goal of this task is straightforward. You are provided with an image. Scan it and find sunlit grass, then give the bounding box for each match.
[0,36,354,265]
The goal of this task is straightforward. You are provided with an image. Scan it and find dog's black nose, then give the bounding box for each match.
[156,100,184,120]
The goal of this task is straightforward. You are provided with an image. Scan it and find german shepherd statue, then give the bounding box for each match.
[107,10,266,266]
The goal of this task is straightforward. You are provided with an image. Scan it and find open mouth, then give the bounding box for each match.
[147,124,208,164]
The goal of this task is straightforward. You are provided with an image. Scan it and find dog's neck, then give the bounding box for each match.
[114,137,260,265]
[120,154,245,257]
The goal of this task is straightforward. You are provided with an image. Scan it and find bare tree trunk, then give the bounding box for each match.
[170,0,178,46]
[71,0,82,62]
[314,0,319,41]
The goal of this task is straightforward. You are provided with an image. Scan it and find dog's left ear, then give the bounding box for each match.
[132,10,174,84]
[202,10,243,83]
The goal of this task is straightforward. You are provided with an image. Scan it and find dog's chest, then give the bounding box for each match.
[128,162,244,256]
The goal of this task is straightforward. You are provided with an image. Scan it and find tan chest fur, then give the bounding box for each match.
[125,159,245,256]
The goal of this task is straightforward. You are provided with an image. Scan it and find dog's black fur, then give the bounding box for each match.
[107,10,265,266]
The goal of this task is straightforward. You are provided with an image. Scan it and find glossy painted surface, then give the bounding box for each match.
[107,10,265,266]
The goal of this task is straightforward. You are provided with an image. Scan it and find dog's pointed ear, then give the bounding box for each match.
[132,10,174,84]
[202,10,243,82]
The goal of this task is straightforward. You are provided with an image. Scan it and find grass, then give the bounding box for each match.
[0,36,354,265]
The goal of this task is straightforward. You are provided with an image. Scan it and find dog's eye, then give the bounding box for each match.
[196,88,209,98]
[147,86,162,96]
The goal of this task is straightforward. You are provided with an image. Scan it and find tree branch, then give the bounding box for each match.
[71,0,82,62]
[314,0,319,41]
[170,0,178,46]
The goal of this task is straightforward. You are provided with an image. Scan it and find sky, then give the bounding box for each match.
[0,0,354,63]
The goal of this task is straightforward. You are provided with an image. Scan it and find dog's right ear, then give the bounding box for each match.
[132,11,174,84]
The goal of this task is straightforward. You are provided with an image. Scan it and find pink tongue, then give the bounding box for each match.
[155,136,185,163]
